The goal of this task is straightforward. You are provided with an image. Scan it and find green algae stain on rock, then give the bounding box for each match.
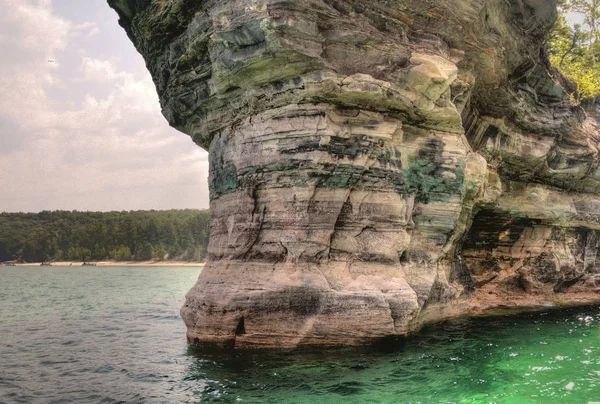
[281,135,373,160]
[210,163,238,198]
[402,140,464,203]
[208,134,239,199]
[214,137,465,204]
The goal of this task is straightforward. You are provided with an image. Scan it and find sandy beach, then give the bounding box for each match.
[6,261,205,267]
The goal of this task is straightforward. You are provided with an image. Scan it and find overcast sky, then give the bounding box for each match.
[0,0,210,213]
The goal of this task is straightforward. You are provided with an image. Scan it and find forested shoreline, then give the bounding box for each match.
[0,210,210,263]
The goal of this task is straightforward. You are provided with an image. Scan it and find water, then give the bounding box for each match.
[0,266,599,403]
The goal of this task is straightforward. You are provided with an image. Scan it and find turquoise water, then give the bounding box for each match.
[0,266,598,403]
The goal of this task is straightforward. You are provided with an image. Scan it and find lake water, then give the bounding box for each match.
[0,266,599,403]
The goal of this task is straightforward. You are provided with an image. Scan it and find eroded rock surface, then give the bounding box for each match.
[109,0,600,348]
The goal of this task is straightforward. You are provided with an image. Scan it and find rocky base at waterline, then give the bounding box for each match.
[109,0,600,348]
[181,261,600,349]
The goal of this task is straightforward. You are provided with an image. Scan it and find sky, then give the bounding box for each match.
[0,0,210,213]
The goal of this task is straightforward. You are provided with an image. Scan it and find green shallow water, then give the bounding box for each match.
[0,265,599,403]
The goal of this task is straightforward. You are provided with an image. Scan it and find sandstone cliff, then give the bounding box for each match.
[109,0,600,348]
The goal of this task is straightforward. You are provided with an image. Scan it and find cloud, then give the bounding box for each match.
[0,0,69,128]
[73,21,100,37]
[81,56,128,82]
[0,0,209,212]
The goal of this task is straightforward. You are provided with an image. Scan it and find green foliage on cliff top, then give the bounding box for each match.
[0,210,210,263]
[548,0,600,102]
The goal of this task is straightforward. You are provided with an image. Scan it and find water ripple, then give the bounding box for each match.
[1,266,599,403]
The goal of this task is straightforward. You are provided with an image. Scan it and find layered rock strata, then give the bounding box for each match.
[109,0,600,348]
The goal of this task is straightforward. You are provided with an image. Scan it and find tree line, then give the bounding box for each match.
[0,210,210,263]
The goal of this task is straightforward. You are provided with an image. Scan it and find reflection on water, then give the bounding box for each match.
[184,309,600,403]
[0,266,598,403]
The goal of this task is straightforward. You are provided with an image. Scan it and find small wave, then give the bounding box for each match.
[326,381,366,396]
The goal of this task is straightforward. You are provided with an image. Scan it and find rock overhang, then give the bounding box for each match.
[109,0,600,348]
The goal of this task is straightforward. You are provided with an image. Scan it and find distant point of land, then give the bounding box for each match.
[6,261,206,267]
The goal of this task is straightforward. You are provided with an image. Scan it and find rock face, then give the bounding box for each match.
[109,0,600,348]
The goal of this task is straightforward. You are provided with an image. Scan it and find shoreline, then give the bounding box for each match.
[3,261,205,267]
